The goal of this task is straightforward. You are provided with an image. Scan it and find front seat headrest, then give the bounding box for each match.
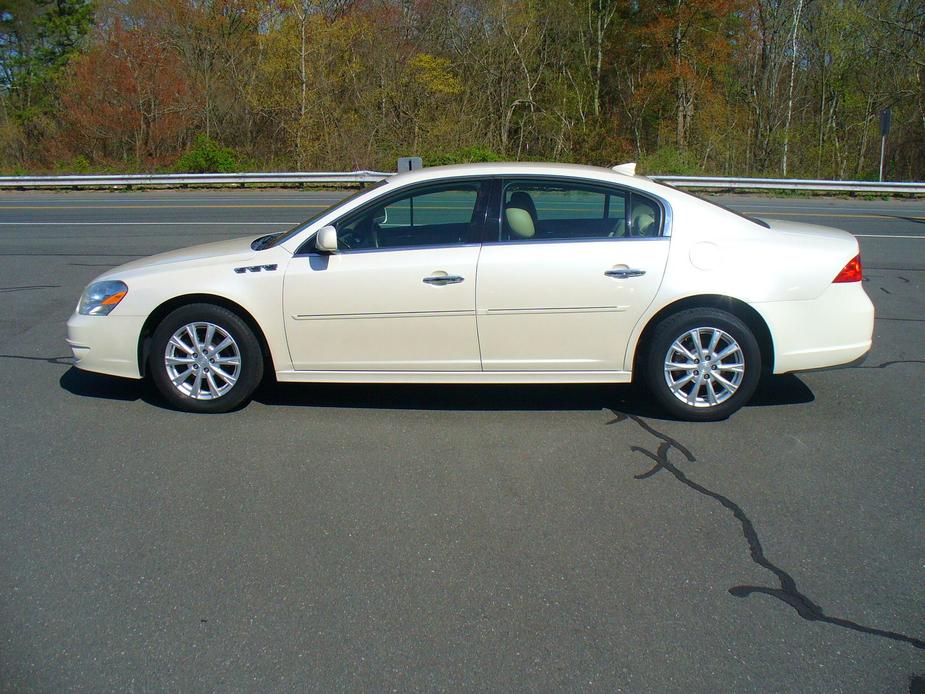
[508,191,538,219]
[505,191,537,239]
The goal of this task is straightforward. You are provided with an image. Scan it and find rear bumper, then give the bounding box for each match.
[794,350,869,373]
[66,312,145,379]
[753,283,875,374]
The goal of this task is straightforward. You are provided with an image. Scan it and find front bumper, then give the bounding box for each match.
[66,312,146,379]
[754,282,875,374]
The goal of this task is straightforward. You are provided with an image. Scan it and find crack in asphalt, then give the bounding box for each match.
[0,284,60,293]
[855,359,925,369]
[606,409,925,651]
[865,267,925,272]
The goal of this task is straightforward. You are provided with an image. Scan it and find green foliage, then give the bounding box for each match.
[1,0,94,116]
[2,0,924,179]
[33,0,94,68]
[175,135,243,173]
[63,154,91,173]
[424,147,505,166]
[637,147,701,176]
[409,53,462,96]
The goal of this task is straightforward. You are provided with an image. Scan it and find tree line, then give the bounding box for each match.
[1,0,922,179]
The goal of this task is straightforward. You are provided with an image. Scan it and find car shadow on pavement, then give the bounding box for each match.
[749,373,816,408]
[59,366,148,403]
[56,365,814,417]
[252,373,814,417]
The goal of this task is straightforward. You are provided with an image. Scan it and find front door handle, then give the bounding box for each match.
[605,268,646,279]
[423,274,465,286]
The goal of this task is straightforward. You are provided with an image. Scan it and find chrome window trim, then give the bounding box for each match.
[485,236,670,248]
[296,242,483,258]
[661,196,673,237]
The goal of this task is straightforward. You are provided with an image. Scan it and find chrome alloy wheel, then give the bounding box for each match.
[164,322,242,400]
[663,327,745,408]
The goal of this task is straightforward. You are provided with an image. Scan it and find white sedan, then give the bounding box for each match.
[66,162,874,420]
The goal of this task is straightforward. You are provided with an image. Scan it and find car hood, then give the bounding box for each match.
[97,235,259,279]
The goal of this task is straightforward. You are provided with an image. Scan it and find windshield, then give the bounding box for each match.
[256,181,388,249]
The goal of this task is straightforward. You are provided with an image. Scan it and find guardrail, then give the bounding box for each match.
[649,175,925,194]
[0,171,392,188]
[0,170,923,194]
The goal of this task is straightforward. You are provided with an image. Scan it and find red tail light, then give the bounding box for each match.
[833,254,862,283]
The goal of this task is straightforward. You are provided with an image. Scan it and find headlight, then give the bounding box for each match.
[78,280,128,316]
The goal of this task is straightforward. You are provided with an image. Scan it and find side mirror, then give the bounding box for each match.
[314,225,338,253]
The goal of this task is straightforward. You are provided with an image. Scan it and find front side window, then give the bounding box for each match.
[332,181,488,251]
[264,181,387,249]
[498,179,662,242]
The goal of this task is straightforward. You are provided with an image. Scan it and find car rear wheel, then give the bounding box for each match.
[149,303,263,413]
[644,308,761,421]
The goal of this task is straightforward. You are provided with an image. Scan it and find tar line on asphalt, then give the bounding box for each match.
[0,204,331,210]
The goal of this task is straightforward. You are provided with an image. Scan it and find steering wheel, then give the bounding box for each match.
[338,228,360,250]
[338,216,379,250]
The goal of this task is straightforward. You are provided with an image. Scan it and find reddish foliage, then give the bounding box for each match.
[58,20,196,167]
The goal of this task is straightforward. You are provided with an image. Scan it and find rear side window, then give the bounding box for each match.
[497,180,661,242]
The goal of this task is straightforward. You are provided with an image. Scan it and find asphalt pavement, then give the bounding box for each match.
[0,189,923,692]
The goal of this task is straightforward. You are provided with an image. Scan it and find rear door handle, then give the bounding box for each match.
[605,268,646,279]
[423,275,465,286]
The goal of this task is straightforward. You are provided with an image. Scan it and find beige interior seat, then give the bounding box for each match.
[609,217,626,237]
[505,191,537,239]
[632,211,655,237]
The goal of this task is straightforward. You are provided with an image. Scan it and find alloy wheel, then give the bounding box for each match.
[164,321,242,400]
[663,327,745,408]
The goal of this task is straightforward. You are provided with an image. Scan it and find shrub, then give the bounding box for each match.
[424,146,505,166]
[637,147,701,176]
[175,135,242,173]
[69,155,92,173]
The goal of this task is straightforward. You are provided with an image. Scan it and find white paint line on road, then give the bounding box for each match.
[737,205,925,213]
[854,234,925,239]
[747,211,925,221]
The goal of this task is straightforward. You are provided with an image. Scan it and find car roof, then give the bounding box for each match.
[383,161,674,198]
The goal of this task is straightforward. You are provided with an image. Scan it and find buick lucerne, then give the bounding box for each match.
[66,163,874,420]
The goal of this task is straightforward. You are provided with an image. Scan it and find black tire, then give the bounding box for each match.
[643,308,761,421]
[149,303,263,413]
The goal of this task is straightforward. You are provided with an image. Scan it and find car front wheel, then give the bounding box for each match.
[149,303,263,413]
[644,308,761,421]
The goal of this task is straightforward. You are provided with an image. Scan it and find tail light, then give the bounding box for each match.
[833,254,862,283]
